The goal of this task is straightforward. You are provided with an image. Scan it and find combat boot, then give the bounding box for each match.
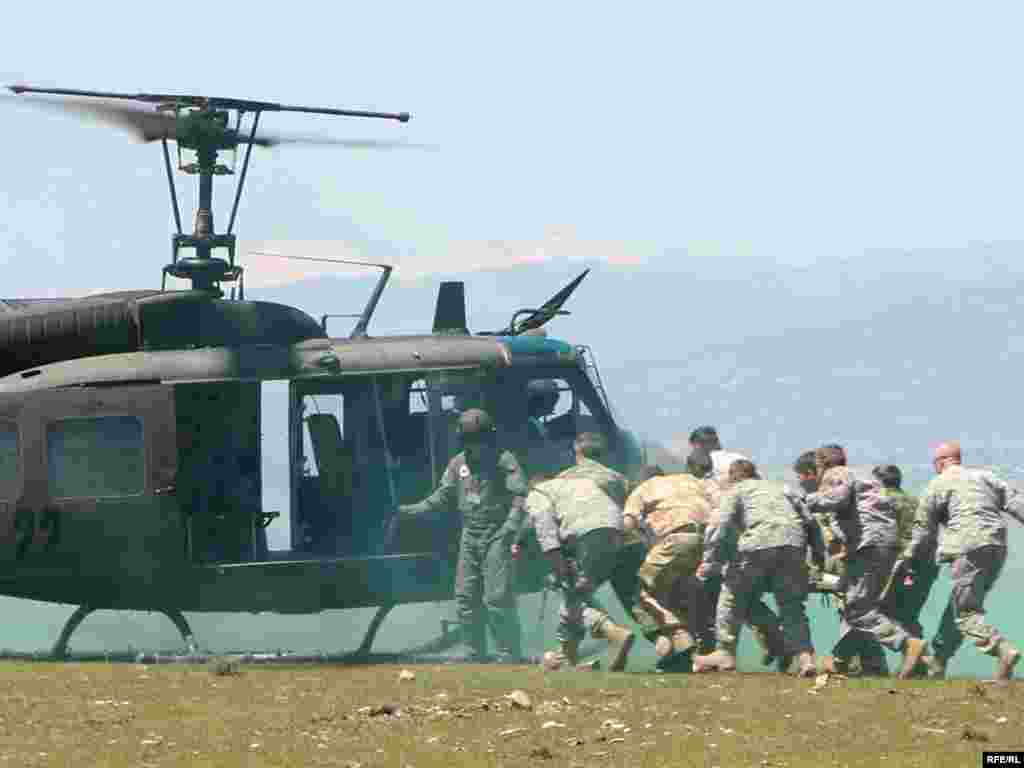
[995,641,1021,681]
[860,653,890,678]
[822,655,850,675]
[796,651,817,678]
[692,649,737,673]
[897,638,928,680]
[922,655,946,680]
[541,637,580,671]
[597,620,635,672]
[654,629,694,673]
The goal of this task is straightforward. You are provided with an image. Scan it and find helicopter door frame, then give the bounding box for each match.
[29,384,179,591]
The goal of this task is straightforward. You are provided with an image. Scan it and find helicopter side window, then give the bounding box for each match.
[46,416,145,499]
[297,392,351,554]
[0,423,19,501]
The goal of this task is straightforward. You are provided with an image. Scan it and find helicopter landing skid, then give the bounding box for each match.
[51,606,200,660]
[348,603,396,659]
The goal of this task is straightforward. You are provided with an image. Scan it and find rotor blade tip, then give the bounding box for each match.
[8,85,26,94]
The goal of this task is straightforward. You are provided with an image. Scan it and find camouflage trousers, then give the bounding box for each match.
[455,526,522,658]
[833,546,912,658]
[608,539,648,617]
[630,531,702,644]
[557,528,621,643]
[881,558,940,639]
[715,545,813,657]
[932,545,1008,661]
[698,574,722,652]
[700,572,783,658]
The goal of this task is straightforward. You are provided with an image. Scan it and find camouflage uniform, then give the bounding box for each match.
[881,488,938,639]
[807,466,916,660]
[623,474,709,650]
[402,449,527,659]
[527,472,624,645]
[907,465,1023,666]
[702,479,822,662]
[561,459,647,619]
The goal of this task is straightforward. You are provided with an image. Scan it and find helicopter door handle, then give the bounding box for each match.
[155,484,177,496]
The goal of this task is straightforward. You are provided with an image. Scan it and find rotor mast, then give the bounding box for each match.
[8,85,410,295]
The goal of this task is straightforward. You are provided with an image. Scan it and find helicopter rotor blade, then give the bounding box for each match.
[8,85,410,122]
[508,268,591,335]
[2,93,432,150]
[254,133,439,151]
[1,93,178,143]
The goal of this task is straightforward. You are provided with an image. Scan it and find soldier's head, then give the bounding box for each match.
[872,464,903,489]
[686,447,713,479]
[728,458,760,484]
[815,443,846,481]
[526,379,560,419]
[932,441,961,473]
[689,425,721,452]
[574,432,608,463]
[458,408,497,464]
[793,450,818,492]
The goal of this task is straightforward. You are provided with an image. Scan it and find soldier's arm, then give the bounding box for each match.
[400,462,456,519]
[806,467,854,519]
[988,473,1024,526]
[905,484,942,562]
[789,490,826,566]
[622,482,647,533]
[703,490,740,567]
[498,452,530,538]
[527,488,562,553]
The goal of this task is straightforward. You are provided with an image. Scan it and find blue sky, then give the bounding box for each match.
[4,2,1024,296]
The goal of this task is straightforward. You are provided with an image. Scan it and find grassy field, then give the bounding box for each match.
[0,660,1020,767]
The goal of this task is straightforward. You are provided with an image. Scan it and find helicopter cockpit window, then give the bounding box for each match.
[405,372,486,480]
[47,416,145,499]
[0,423,19,501]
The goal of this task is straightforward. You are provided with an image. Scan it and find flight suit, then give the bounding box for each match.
[401,449,527,659]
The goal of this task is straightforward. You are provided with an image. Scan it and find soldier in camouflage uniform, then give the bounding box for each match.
[806,445,927,679]
[527,432,636,672]
[398,408,527,661]
[606,465,658,629]
[696,449,787,669]
[876,464,939,642]
[623,458,711,671]
[906,442,1024,680]
[693,459,823,677]
[795,448,885,675]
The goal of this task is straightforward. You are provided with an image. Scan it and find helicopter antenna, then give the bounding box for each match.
[248,252,392,338]
[7,85,411,296]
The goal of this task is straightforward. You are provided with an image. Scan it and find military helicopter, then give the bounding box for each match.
[0,85,646,661]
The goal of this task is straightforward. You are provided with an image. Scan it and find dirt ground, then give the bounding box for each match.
[0,660,1020,767]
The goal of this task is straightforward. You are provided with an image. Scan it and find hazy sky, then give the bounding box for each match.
[3,2,1024,296]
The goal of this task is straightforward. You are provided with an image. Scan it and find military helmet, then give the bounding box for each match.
[526,379,560,414]
[458,408,496,440]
